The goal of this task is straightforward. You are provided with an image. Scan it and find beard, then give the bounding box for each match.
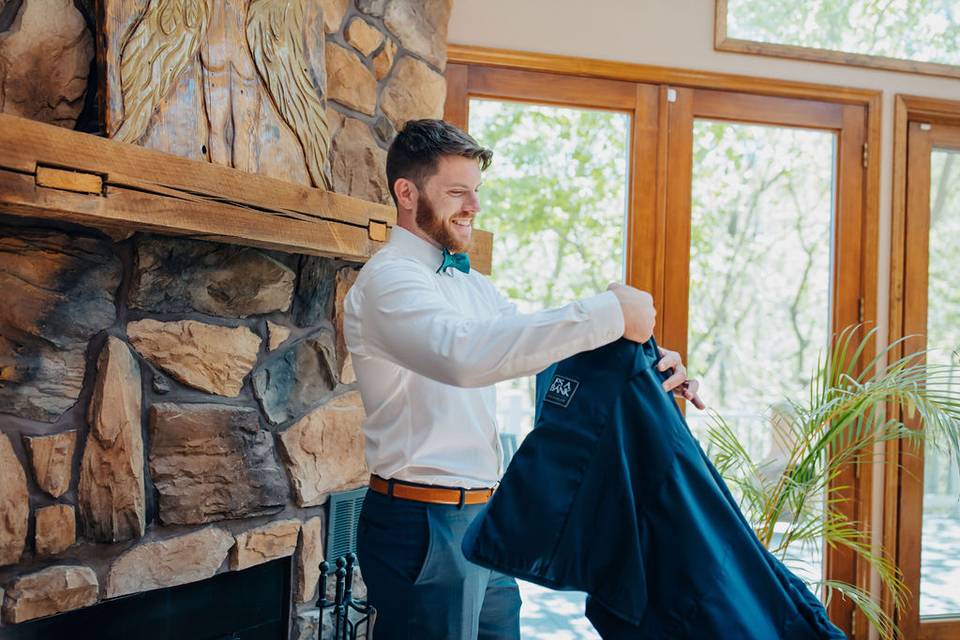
[416,192,470,253]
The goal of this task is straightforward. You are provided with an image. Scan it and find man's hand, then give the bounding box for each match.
[607,283,655,344]
[656,347,706,410]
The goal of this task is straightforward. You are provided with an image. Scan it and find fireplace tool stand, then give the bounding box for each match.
[317,553,376,640]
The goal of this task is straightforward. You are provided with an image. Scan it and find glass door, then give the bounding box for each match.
[663,88,868,631]
[897,120,960,640]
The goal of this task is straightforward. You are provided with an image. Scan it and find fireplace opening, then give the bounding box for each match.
[3,559,291,640]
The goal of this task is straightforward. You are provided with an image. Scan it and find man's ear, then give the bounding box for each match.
[393,178,418,211]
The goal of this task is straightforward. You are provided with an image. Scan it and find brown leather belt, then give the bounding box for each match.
[368,474,495,506]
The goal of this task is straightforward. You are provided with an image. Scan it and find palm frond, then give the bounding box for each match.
[706,325,960,640]
[816,580,901,640]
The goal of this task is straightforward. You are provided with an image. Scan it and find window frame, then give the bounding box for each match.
[446,44,881,638]
[715,0,960,81]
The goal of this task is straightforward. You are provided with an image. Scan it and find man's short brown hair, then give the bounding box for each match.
[386,119,493,206]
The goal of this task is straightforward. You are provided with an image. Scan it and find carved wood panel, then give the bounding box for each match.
[100,0,331,189]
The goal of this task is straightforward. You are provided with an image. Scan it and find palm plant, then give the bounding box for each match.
[705,326,960,639]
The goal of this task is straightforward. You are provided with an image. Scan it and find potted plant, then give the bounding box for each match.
[705,326,960,639]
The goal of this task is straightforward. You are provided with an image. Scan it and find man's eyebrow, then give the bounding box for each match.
[447,182,482,189]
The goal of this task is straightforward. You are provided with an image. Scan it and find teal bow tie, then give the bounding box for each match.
[437,248,470,275]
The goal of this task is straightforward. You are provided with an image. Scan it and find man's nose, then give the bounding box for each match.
[464,191,481,213]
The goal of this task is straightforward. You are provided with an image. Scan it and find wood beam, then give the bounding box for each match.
[0,113,494,273]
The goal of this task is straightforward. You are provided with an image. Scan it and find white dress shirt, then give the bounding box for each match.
[343,226,625,489]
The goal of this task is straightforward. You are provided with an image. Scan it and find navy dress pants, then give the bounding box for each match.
[357,489,521,640]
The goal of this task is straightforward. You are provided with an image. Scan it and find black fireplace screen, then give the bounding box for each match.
[4,558,291,640]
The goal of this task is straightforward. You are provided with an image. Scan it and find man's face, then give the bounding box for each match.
[415,155,482,253]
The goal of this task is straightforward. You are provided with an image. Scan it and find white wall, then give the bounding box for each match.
[449,0,960,339]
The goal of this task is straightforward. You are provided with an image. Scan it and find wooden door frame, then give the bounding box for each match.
[887,94,960,640]
[445,44,881,638]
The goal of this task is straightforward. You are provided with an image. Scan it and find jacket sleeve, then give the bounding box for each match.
[354,261,624,388]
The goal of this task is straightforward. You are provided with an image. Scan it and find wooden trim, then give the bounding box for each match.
[714,2,960,81]
[827,103,870,633]
[714,0,729,45]
[919,619,960,640]
[884,93,913,634]
[465,65,638,111]
[928,126,960,150]
[854,91,883,640]
[897,95,960,127]
[444,63,469,130]
[692,88,846,129]
[448,44,881,105]
[465,228,493,276]
[652,85,671,325]
[660,86,694,357]
[626,85,662,296]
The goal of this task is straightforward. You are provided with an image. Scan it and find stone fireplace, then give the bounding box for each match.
[0,1,466,638]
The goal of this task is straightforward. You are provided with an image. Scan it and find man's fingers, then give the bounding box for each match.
[686,391,706,410]
[656,345,705,409]
[656,346,703,408]
[661,365,687,392]
[657,350,681,372]
[676,380,706,410]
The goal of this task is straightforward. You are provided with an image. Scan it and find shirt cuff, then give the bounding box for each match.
[578,290,626,346]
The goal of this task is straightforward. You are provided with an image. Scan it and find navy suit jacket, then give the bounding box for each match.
[461,337,845,639]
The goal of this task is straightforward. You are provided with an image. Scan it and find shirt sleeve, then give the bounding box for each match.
[355,261,625,388]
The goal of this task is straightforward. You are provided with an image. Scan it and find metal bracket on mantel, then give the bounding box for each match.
[0,113,493,272]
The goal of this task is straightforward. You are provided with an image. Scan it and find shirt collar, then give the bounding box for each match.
[389,226,444,270]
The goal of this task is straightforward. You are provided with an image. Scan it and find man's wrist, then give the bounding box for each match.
[579,291,625,344]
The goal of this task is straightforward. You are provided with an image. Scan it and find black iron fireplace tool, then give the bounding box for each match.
[317,553,376,639]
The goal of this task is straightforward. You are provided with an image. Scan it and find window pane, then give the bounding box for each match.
[686,121,836,588]
[726,0,960,67]
[468,98,629,640]
[921,148,960,617]
[468,99,629,440]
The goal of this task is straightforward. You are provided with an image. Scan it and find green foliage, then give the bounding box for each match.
[707,326,960,639]
[468,99,630,431]
[727,0,960,66]
[469,100,628,309]
[688,122,834,419]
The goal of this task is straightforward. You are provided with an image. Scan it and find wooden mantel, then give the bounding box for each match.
[0,114,493,273]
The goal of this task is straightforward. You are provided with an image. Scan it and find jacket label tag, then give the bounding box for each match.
[544,375,579,408]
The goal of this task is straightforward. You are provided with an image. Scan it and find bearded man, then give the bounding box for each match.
[343,119,699,639]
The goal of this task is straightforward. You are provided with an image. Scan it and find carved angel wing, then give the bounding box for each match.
[114,0,211,144]
[247,0,332,190]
